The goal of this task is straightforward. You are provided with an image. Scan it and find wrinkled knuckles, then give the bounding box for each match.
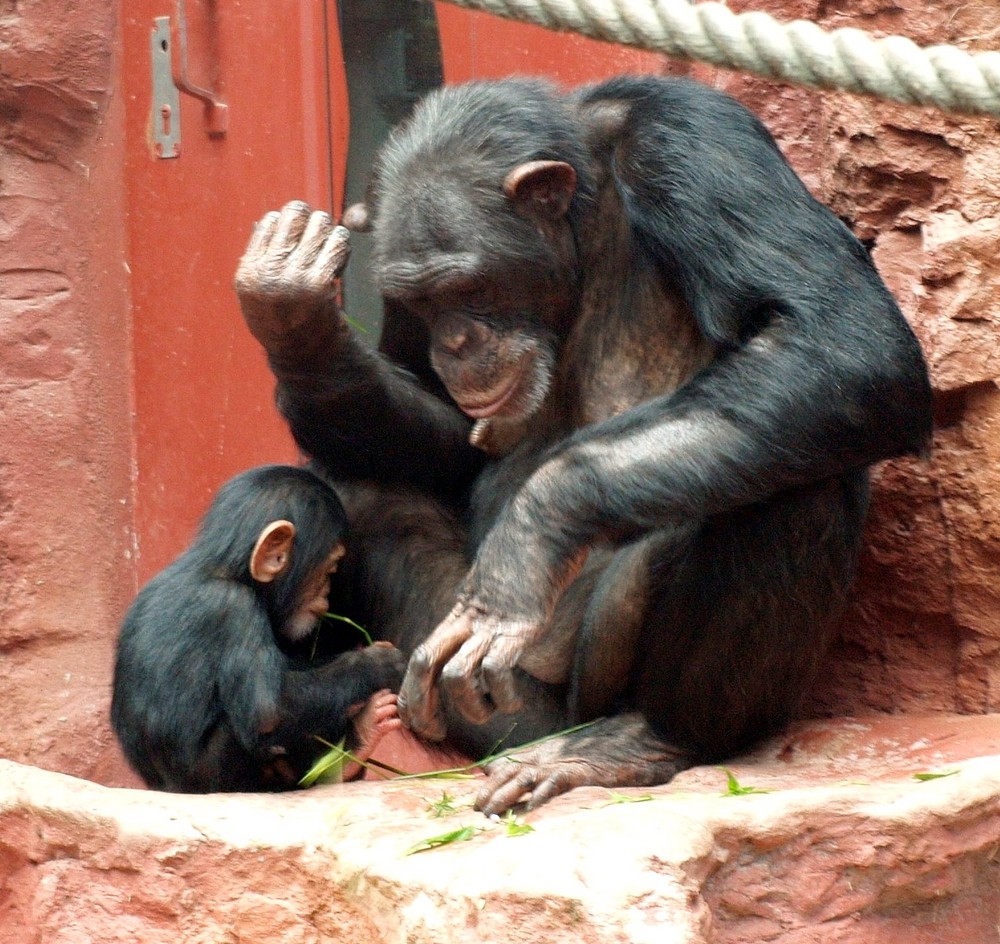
[524,773,571,810]
[475,758,584,814]
[475,764,537,815]
[276,200,312,228]
[397,694,447,742]
[480,656,524,714]
[445,688,494,725]
[318,224,350,260]
[397,665,448,742]
[290,210,337,249]
[405,643,438,679]
[440,660,496,724]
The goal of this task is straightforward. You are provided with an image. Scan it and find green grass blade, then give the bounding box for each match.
[913,770,959,782]
[719,767,771,797]
[405,825,478,855]
[322,612,374,646]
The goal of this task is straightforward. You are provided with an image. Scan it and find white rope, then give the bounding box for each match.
[437,0,1000,117]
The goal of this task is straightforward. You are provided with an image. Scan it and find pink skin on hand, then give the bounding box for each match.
[322,644,476,782]
[341,689,402,782]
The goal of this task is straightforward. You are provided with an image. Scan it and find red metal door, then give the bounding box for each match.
[122,1,349,580]
[433,3,664,82]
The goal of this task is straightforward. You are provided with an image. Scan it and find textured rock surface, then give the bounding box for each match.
[0,0,135,784]
[4,714,1000,944]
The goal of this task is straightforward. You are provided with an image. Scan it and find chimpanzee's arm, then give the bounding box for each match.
[215,583,404,754]
[212,584,285,753]
[499,75,934,557]
[402,326,918,734]
[266,644,405,748]
[459,320,924,634]
[235,202,483,492]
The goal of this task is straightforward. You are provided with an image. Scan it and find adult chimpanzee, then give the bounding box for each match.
[235,76,932,814]
[111,464,406,792]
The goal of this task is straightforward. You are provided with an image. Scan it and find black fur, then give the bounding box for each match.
[111,465,403,792]
[244,77,932,806]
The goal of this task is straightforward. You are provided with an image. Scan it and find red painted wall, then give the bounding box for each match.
[434,3,663,82]
[123,1,348,583]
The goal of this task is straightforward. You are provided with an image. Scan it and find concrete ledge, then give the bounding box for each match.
[2,714,1000,943]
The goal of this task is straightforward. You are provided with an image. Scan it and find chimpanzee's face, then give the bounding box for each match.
[373,168,579,433]
[282,545,346,642]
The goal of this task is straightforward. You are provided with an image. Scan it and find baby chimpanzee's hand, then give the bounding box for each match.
[358,640,407,692]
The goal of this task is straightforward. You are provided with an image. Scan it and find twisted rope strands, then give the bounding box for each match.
[438,0,1000,116]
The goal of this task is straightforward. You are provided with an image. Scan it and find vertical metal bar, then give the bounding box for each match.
[151,17,181,158]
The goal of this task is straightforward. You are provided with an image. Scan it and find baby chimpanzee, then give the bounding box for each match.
[111,464,406,792]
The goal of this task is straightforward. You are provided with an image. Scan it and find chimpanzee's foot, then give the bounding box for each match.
[475,713,693,815]
[342,689,401,781]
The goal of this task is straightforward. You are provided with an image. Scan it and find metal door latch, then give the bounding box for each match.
[151,2,229,159]
[151,17,181,158]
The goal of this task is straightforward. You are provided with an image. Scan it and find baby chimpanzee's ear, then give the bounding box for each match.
[250,520,296,583]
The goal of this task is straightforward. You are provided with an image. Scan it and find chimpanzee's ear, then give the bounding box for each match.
[250,520,296,583]
[503,160,576,222]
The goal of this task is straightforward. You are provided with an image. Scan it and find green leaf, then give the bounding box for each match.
[388,719,603,783]
[427,791,463,818]
[303,719,606,790]
[299,738,348,787]
[913,770,959,782]
[322,612,374,647]
[720,768,771,797]
[502,810,534,837]
[345,314,369,335]
[300,735,414,787]
[405,825,479,855]
[603,791,654,806]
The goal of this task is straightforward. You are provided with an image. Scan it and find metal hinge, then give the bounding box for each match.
[151,17,181,158]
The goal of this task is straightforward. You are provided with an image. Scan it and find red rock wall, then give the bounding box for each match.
[0,1,137,783]
[0,0,997,787]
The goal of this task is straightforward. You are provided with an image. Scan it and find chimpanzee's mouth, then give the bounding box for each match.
[458,374,522,419]
[454,347,538,420]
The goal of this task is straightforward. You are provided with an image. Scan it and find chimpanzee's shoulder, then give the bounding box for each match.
[579,74,735,108]
[576,75,775,143]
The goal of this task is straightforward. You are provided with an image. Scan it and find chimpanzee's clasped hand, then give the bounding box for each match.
[398,590,540,742]
[398,507,586,741]
[235,201,350,352]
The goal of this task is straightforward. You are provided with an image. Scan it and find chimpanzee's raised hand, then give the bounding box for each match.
[235,201,350,353]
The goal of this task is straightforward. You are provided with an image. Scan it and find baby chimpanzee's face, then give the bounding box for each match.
[283,545,346,642]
